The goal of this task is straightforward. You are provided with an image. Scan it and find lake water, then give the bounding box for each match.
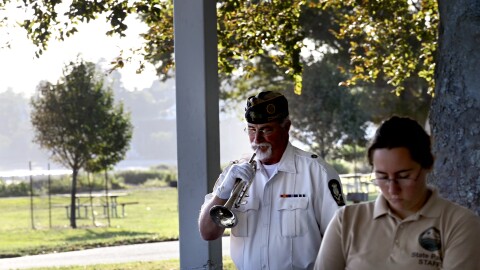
[0,168,72,178]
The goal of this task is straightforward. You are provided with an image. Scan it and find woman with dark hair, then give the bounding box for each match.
[314,116,480,270]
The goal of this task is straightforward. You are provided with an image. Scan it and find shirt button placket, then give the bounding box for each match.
[261,181,271,269]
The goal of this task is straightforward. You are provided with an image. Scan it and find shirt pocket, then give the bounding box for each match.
[231,198,260,237]
[276,197,309,237]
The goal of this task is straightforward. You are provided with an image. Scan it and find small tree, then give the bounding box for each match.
[30,58,132,228]
[285,53,369,159]
[85,103,134,227]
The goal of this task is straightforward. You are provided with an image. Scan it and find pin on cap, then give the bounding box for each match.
[245,91,289,124]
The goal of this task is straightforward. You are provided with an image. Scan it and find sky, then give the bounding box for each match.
[0,14,159,97]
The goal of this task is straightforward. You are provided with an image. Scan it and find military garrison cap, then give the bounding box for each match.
[245,91,289,124]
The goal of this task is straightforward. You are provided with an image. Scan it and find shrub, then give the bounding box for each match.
[0,167,178,197]
[115,169,177,186]
[329,160,350,174]
[0,181,29,197]
[30,173,124,194]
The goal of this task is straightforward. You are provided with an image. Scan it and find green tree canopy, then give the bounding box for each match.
[30,58,132,228]
[322,0,438,94]
[1,0,310,93]
[285,53,369,159]
[0,0,437,97]
[216,3,430,160]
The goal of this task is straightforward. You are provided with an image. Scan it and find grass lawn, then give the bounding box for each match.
[25,258,236,270]
[0,188,179,257]
[0,187,238,269]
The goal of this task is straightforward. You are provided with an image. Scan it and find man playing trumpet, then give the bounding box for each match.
[199,91,346,270]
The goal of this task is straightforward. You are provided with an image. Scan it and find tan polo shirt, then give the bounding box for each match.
[314,188,480,270]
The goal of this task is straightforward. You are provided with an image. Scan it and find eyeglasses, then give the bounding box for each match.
[244,127,275,137]
[371,169,422,187]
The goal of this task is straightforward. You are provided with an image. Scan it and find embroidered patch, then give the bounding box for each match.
[419,227,441,252]
[328,179,345,206]
[266,103,276,114]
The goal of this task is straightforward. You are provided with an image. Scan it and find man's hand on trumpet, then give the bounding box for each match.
[215,163,255,200]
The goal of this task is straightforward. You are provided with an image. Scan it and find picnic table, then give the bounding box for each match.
[59,192,138,218]
[340,173,373,203]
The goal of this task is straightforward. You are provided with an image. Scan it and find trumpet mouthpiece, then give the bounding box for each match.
[249,152,256,163]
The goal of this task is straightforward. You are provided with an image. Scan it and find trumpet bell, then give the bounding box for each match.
[209,205,238,228]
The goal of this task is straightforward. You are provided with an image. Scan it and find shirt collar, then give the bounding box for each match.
[415,187,441,218]
[273,142,296,174]
[372,187,440,220]
[373,194,389,219]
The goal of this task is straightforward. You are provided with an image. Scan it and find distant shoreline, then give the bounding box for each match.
[0,168,73,178]
[0,159,179,179]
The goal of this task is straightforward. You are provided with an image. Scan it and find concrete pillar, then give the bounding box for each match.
[174,0,223,269]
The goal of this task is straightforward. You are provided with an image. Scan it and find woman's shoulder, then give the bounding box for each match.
[333,201,377,230]
[340,201,376,218]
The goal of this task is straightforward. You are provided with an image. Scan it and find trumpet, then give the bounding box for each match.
[209,152,257,228]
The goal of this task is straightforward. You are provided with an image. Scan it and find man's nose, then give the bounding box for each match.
[253,131,264,143]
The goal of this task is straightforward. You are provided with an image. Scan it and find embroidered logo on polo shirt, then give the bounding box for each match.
[328,179,345,206]
[419,227,441,252]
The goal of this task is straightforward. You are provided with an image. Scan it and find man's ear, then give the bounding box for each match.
[285,119,292,131]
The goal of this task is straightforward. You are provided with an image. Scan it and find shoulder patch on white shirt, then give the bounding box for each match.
[328,179,346,206]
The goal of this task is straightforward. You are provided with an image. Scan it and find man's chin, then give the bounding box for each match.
[256,150,272,161]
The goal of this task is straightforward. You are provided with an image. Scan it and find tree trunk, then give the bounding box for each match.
[104,169,111,227]
[70,168,79,228]
[87,172,97,226]
[430,0,480,215]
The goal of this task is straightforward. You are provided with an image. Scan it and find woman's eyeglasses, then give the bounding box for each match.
[371,169,422,187]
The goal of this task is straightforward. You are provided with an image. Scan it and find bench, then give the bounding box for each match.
[119,202,139,217]
[96,201,139,218]
[346,192,369,204]
[53,204,91,219]
[53,201,139,218]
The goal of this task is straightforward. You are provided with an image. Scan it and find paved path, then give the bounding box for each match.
[0,237,230,270]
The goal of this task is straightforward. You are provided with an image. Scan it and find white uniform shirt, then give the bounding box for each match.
[209,143,345,270]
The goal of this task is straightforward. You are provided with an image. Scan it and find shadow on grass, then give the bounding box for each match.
[3,229,176,259]
[65,228,157,241]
